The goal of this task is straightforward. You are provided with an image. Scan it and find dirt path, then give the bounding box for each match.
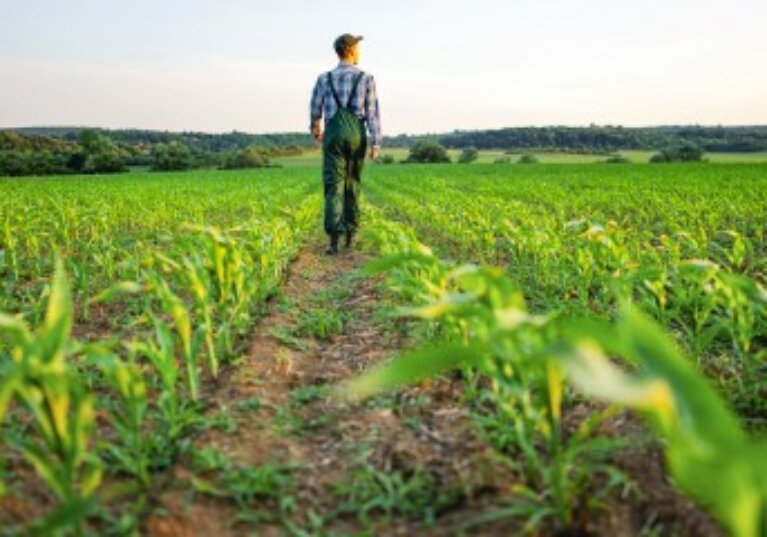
[143,242,509,536]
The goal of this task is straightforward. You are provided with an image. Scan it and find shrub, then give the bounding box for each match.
[151,142,194,171]
[405,141,451,164]
[222,146,271,169]
[0,150,74,177]
[458,147,479,164]
[603,155,631,164]
[649,143,704,163]
[75,130,127,174]
[82,150,127,174]
[494,156,511,164]
[377,154,396,165]
[0,151,29,176]
[518,153,539,164]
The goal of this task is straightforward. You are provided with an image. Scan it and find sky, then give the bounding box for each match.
[0,0,765,135]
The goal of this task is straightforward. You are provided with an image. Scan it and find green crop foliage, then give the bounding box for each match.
[0,170,320,531]
[0,259,102,535]
[1,163,765,533]
[347,254,629,532]
[556,309,767,537]
[365,164,767,415]
[343,242,767,536]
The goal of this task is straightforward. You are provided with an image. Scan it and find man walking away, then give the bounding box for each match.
[310,34,382,255]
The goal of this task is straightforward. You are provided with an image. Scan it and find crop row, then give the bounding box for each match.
[365,164,767,418]
[0,170,320,534]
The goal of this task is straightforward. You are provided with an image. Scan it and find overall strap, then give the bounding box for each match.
[328,71,365,110]
[327,72,343,109]
[346,72,365,108]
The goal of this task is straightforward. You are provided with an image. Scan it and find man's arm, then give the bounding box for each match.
[364,75,382,158]
[309,75,324,142]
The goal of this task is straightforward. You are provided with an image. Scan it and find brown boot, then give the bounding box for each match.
[324,234,339,255]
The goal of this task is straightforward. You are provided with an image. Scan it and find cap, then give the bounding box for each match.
[334,34,363,55]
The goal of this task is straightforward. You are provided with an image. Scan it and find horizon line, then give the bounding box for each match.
[5,122,767,138]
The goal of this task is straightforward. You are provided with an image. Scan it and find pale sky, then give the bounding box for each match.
[1,0,765,135]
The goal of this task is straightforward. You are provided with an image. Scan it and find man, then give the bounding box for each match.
[310,34,382,255]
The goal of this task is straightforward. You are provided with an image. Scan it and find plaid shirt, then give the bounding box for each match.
[310,61,382,147]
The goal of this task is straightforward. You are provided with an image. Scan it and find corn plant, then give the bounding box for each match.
[144,272,202,401]
[91,349,152,488]
[347,252,627,533]
[0,259,102,535]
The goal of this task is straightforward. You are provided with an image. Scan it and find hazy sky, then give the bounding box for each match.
[1,0,765,134]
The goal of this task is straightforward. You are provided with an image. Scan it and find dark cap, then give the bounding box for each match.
[334,34,363,56]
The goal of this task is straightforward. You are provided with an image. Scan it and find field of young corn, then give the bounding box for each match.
[0,163,765,536]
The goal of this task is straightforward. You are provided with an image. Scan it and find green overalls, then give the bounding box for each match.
[322,71,367,239]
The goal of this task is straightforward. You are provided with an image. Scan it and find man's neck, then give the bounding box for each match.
[339,59,357,67]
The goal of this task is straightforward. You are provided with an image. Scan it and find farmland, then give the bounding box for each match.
[1,162,766,536]
[272,149,767,167]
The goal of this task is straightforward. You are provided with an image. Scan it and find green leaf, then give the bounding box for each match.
[0,370,21,424]
[38,258,73,366]
[361,252,437,277]
[340,343,484,400]
[28,493,95,536]
[80,458,103,497]
[553,306,766,537]
[89,281,143,304]
[398,292,480,320]
[20,442,67,501]
[191,475,227,497]
[0,313,32,349]
[619,306,744,443]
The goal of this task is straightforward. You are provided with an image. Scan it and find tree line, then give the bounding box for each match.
[0,130,302,177]
[2,124,764,177]
[388,125,767,153]
[14,125,767,154]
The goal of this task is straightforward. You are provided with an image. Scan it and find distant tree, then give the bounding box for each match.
[222,146,271,169]
[674,143,705,161]
[518,153,539,164]
[151,142,194,171]
[79,130,104,153]
[67,152,87,172]
[405,141,451,164]
[0,131,30,151]
[76,130,127,173]
[649,143,704,163]
[0,151,29,176]
[458,147,479,164]
[0,149,72,176]
[83,150,127,173]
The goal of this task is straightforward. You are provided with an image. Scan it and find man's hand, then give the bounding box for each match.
[369,146,381,161]
[312,127,323,144]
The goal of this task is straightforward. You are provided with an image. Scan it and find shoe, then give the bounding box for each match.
[344,231,355,248]
[324,234,339,255]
